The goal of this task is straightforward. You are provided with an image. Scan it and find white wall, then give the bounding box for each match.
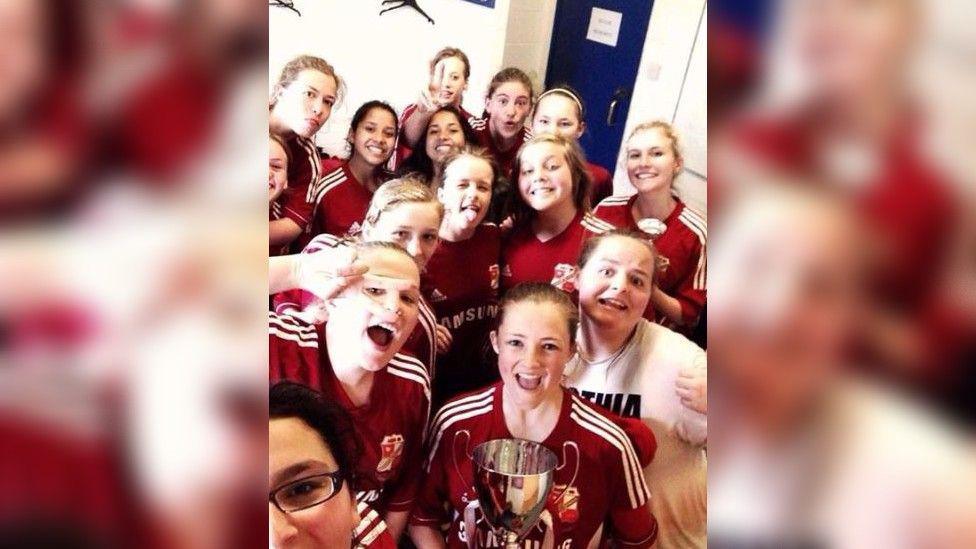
[270,0,512,156]
[501,0,558,94]
[615,0,708,214]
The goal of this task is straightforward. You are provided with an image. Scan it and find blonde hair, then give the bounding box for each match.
[430,47,471,80]
[270,55,344,109]
[364,176,446,229]
[432,145,500,191]
[627,121,682,161]
[506,134,592,226]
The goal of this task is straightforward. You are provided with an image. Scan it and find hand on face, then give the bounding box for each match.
[293,246,368,304]
[427,56,467,108]
[326,248,421,371]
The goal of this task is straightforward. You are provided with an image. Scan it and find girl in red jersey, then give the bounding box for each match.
[472,67,534,182]
[298,100,398,250]
[500,133,605,294]
[270,382,397,549]
[396,47,479,169]
[274,178,447,375]
[269,242,430,543]
[588,121,706,332]
[397,105,477,184]
[409,283,657,548]
[269,55,342,252]
[531,86,614,204]
[425,146,504,406]
[270,133,291,256]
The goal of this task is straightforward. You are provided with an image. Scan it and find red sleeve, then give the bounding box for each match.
[408,423,453,529]
[384,388,430,512]
[675,236,706,325]
[268,311,322,389]
[605,439,657,548]
[611,415,656,468]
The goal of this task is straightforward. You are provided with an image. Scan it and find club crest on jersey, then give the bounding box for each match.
[551,263,578,293]
[547,484,580,524]
[376,434,404,477]
[656,255,670,274]
[488,264,500,290]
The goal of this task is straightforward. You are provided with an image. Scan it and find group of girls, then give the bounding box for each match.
[268,47,707,549]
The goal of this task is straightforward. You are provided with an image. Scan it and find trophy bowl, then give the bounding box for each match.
[470,439,558,545]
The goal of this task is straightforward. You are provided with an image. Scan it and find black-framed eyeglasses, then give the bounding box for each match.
[269,472,345,513]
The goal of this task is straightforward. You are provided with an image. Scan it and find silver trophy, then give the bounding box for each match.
[454,434,579,549]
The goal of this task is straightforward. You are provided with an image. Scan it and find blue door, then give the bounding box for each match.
[545,0,654,172]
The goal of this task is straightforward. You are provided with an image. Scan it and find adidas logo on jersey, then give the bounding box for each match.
[429,288,447,302]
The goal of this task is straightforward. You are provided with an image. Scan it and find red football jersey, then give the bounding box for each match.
[269,202,288,257]
[276,135,321,251]
[295,160,375,251]
[268,311,430,513]
[472,120,532,181]
[590,195,707,327]
[412,383,657,548]
[501,211,607,295]
[391,104,479,170]
[270,233,439,375]
[353,500,398,549]
[422,224,502,406]
[587,161,614,206]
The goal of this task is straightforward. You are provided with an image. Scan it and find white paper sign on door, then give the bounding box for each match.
[586,7,623,47]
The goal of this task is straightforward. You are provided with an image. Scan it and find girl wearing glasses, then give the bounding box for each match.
[270,382,396,548]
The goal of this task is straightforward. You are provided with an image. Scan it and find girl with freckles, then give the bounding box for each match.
[268,55,342,252]
[500,133,609,295]
[268,241,429,543]
[410,283,658,549]
[564,231,707,549]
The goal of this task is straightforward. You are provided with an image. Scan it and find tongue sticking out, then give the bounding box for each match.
[516,374,542,391]
[367,325,394,348]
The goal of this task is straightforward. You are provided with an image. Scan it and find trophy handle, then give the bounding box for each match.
[452,430,474,489]
[462,500,480,549]
[550,441,581,506]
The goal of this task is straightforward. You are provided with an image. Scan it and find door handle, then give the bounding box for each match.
[606,87,630,127]
[607,98,620,126]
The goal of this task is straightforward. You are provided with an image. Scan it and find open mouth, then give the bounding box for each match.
[530,187,555,197]
[635,172,657,180]
[597,297,628,311]
[366,323,396,348]
[366,144,386,155]
[515,373,543,391]
[435,143,453,153]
